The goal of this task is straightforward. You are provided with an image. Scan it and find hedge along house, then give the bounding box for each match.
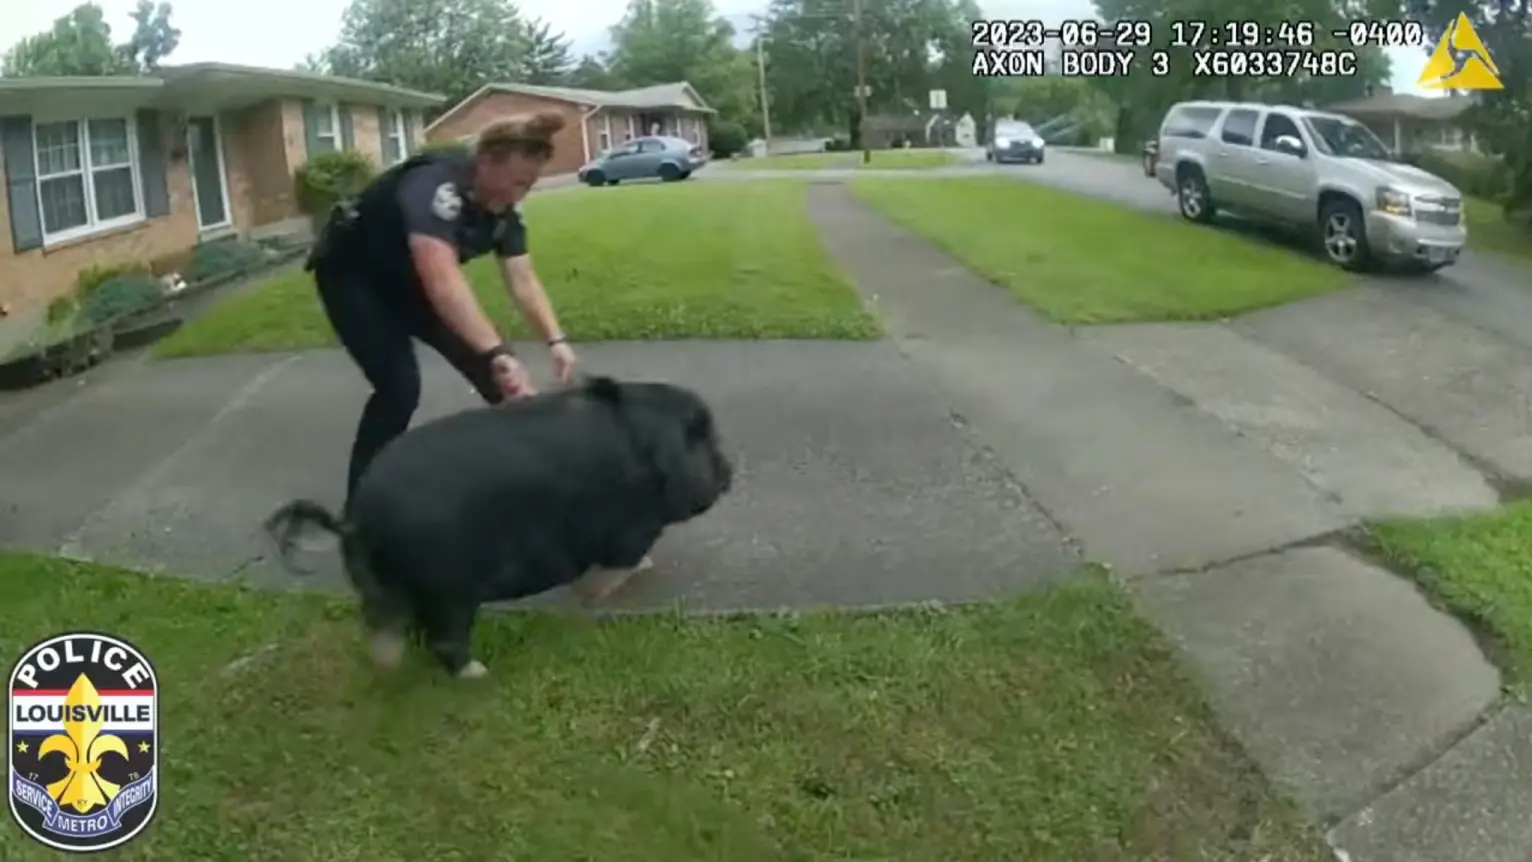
[0,62,444,313]
[425,82,715,178]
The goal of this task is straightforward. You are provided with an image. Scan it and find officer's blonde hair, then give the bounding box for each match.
[475,111,564,161]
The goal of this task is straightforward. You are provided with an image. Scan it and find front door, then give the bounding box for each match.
[187,115,230,230]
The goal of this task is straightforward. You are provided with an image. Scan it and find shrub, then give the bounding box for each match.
[78,273,165,325]
[186,239,269,283]
[293,150,377,218]
[46,294,77,326]
[74,262,150,304]
[1402,149,1511,201]
[707,119,747,158]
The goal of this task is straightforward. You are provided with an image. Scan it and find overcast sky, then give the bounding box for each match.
[0,0,1429,94]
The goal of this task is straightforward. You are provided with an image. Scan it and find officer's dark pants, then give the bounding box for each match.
[314,269,504,499]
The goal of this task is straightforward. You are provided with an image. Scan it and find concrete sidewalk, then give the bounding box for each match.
[806,184,1525,861]
[0,341,1076,611]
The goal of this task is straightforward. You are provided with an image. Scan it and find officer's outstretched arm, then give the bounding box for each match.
[496,214,564,343]
[399,172,502,353]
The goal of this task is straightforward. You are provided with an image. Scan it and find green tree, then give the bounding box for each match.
[568,54,618,89]
[2,1,181,77]
[606,0,758,129]
[316,0,529,105]
[122,0,180,71]
[521,17,573,84]
[763,0,965,142]
[1088,0,1393,152]
[1398,0,1531,215]
[928,0,992,132]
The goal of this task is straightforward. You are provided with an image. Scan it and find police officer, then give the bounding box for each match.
[306,111,578,499]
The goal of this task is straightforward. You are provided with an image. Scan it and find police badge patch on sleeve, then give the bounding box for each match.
[431,183,462,220]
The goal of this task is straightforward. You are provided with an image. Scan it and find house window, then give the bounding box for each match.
[33,116,142,244]
[383,109,407,164]
[312,103,342,153]
[598,129,610,151]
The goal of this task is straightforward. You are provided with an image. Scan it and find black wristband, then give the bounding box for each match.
[547,335,568,346]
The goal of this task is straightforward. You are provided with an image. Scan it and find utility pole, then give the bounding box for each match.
[755,27,772,156]
[853,0,869,164]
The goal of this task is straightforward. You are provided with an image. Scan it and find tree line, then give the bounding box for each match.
[2,0,1527,216]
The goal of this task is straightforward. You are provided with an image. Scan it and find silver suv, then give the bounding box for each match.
[1152,100,1467,272]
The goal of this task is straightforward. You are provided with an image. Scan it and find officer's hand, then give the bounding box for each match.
[549,342,578,386]
[489,354,536,399]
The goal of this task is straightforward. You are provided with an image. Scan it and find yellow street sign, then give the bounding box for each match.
[1417,12,1502,90]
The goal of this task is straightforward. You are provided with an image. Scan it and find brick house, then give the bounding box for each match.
[425,82,714,178]
[0,62,444,312]
[1327,89,1479,155]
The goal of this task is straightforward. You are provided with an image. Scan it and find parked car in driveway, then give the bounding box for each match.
[986,120,1045,164]
[578,136,706,186]
[1152,100,1467,272]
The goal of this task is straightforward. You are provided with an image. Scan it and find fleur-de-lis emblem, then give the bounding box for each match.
[37,674,130,813]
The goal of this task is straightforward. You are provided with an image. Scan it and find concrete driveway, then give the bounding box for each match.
[0,341,1077,612]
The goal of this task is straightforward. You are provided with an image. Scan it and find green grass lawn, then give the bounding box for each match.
[851,178,1350,324]
[728,150,957,170]
[155,182,879,357]
[1465,197,1532,263]
[1369,501,1532,690]
[0,554,1327,861]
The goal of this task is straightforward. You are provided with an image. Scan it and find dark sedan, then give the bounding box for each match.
[986,121,1045,164]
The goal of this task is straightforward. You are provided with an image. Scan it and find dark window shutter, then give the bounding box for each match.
[1,115,42,252]
[376,106,390,162]
[301,99,321,157]
[339,104,355,151]
[135,110,170,218]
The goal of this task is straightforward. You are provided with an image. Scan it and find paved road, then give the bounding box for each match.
[1000,148,1532,353]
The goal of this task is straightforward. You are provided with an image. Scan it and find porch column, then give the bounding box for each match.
[1392,116,1400,154]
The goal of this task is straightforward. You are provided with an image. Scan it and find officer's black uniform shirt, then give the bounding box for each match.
[331,152,527,300]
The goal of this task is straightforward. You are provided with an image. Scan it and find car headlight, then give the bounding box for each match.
[994,137,1011,147]
[1032,138,1045,147]
[1376,187,1412,217]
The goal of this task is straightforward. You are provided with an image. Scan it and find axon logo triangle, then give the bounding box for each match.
[1417,12,1502,91]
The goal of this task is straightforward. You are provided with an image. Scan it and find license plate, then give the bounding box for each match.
[1428,247,1448,263]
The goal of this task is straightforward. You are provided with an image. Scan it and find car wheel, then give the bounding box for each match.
[1320,198,1372,271]
[1143,155,1154,177]
[584,170,606,187]
[658,162,682,181]
[679,170,692,179]
[985,150,993,161]
[1176,166,1215,223]
[1036,153,1044,164]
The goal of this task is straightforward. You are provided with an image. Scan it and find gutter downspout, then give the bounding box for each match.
[579,104,600,163]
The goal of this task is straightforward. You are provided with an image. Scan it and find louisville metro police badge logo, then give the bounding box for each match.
[8,632,158,852]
